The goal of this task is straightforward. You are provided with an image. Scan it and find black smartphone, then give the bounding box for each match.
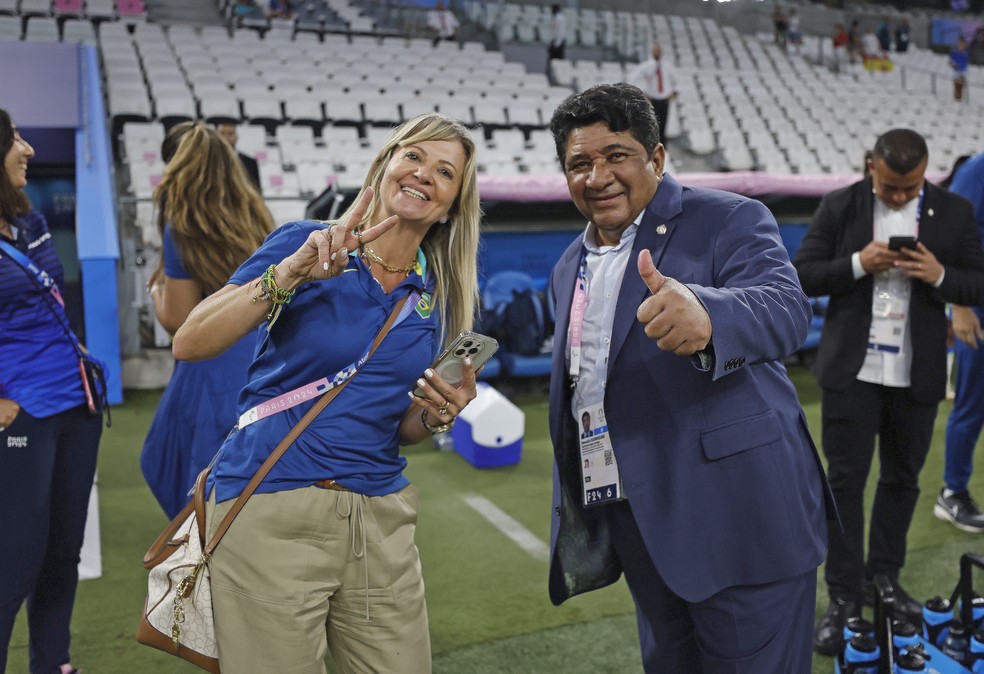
[411,331,499,398]
[888,236,918,251]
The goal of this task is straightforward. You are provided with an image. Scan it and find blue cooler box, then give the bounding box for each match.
[450,383,524,468]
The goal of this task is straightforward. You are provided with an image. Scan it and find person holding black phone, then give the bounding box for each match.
[794,129,984,656]
[173,113,482,673]
[0,108,103,674]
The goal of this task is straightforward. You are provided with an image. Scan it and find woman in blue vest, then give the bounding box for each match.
[140,122,273,519]
[0,108,103,674]
[173,112,482,673]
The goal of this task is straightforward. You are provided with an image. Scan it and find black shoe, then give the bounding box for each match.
[862,576,923,624]
[814,596,860,656]
[934,489,984,533]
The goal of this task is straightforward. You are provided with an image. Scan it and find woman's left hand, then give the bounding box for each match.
[409,356,479,425]
[0,398,20,431]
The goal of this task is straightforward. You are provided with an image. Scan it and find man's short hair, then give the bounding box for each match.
[549,83,660,169]
[871,128,928,175]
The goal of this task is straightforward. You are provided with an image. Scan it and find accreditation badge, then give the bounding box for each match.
[867,293,906,354]
[578,403,624,507]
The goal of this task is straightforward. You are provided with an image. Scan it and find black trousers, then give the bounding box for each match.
[648,97,670,144]
[821,380,938,601]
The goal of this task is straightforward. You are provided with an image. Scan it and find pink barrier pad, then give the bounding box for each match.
[476,170,950,202]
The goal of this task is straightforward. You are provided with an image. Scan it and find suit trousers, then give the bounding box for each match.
[207,484,430,674]
[609,501,816,673]
[944,308,984,493]
[822,380,938,600]
[0,405,102,674]
[647,97,670,144]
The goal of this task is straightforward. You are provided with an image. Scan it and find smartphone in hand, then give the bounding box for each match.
[411,331,498,397]
[888,236,918,251]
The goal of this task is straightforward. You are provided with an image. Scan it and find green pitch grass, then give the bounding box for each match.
[5,366,983,673]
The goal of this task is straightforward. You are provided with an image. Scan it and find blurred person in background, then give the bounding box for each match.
[951,35,970,101]
[547,3,567,63]
[140,121,274,519]
[172,113,482,673]
[626,42,678,149]
[216,120,262,194]
[427,0,459,46]
[936,150,984,533]
[895,18,911,53]
[794,129,984,655]
[0,107,104,674]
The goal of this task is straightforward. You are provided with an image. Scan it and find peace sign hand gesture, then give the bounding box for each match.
[280,187,399,289]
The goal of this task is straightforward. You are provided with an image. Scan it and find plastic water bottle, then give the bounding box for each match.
[844,616,875,643]
[892,620,920,655]
[843,633,880,674]
[894,650,928,673]
[972,592,984,630]
[923,596,954,647]
[969,627,984,673]
[433,431,455,452]
[941,621,972,665]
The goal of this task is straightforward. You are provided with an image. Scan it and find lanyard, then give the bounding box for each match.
[0,238,65,307]
[567,252,588,384]
[237,289,421,429]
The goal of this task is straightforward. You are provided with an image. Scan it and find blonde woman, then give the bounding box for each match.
[173,113,481,673]
[141,122,274,519]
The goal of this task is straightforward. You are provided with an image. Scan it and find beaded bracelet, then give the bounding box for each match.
[251,264,295,330]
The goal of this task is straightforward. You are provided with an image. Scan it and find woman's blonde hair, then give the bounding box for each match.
[153,122,273,294]
[338,113,481,347]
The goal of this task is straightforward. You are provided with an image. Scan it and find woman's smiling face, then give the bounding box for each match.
[379,139,466,227]
[4,124,34,191]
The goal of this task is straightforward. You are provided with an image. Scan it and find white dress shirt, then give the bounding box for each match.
[569,214,642,421]
[626,57,675,100]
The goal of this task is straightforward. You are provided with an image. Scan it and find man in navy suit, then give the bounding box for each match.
[545,82,831,672]
[794,129,984,655]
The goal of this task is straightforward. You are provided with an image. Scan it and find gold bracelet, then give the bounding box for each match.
[421,409,455,435]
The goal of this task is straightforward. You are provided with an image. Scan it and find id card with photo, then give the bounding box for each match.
[578,403,623,507]
[867,294,906,354]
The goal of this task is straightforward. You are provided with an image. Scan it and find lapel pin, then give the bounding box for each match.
[928,208,934,217]
[656,224,667,235]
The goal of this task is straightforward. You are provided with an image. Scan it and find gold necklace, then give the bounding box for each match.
[361,244,416,275]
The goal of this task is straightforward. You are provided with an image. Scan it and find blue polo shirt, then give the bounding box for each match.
[210,221,439,503]
[0,210,88,418]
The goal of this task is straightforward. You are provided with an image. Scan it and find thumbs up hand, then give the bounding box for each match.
[636,249,712,356]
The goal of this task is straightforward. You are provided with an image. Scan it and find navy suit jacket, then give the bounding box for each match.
[547,175,832,605]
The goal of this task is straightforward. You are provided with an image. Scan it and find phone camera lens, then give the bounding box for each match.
[468,347,479,355]
[463,340,474,348]
[454,348,466,357]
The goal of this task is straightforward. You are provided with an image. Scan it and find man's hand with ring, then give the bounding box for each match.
[897,242,943,285]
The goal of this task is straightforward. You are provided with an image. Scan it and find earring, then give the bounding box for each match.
[440,217,449,224]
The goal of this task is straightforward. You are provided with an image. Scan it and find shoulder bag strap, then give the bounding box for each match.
[202,292,412,556]
[0,238,84,358]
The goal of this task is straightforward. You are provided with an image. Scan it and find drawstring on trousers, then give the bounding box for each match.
[335,491,370,621]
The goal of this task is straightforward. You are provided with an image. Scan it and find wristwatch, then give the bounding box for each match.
[421,409,455,435]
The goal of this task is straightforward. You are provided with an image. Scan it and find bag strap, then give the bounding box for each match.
[0,238,85,360]
[201,292,411,557]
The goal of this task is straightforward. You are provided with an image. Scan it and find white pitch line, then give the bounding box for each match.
[462,494,550,561]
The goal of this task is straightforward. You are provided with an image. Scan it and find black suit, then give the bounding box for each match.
[238,152,262,195]
[794,177,984,600]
